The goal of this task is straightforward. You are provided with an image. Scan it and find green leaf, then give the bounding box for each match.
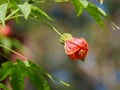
[71,0,83,16]
[16,60,50,90]
[27,71,50,90]
[79,0,89,8]
[0,62,13,81]
[18,2,31,19]
[0,3,8,25]
[27,60,47,74]
[71,0,107,30]
[28,60,70,86]
[31,5,53,20]
[97,7,107,17]
[9,65,25,90]
[85,3,106,29]
[0,83,9,90]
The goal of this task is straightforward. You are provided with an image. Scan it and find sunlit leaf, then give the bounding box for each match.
[96,7,106,17]
[79,0,89,8]
[0,3,8,25]
[18,2,31,19]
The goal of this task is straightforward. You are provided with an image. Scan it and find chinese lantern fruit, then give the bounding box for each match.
[60,33,88,61]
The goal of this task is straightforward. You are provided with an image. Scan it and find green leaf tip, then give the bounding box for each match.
[0,3,8,25]
[79,0,89,8]
[85,3,107,30]
[24,60,30,67]
[71,0,83,16]
[54,0,69,2]
[31,5,53,21]
[59,80,70,86]
[71,0,108,30]
[29,60,70,87]
[18,2,31,19]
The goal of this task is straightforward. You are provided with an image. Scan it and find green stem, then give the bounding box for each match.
[46,73,70,86]
[5,9,19,21]
[48,23,63,36]
[30,16,63,36]
[5,15,23,21]
[0,44,28,60]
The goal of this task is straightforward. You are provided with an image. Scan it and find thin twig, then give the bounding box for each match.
[0,44,28,60]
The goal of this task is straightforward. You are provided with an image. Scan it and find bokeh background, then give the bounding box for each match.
[10,0,120,90]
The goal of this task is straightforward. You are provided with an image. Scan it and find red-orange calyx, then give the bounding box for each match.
[60,33,88,61]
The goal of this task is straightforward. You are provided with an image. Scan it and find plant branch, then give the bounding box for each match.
[47,22,63,36]
[46,73,70,86]
[5,15,23,21]
[5,9,19,21]
[0,44,28,60]
[30,16,63,36]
